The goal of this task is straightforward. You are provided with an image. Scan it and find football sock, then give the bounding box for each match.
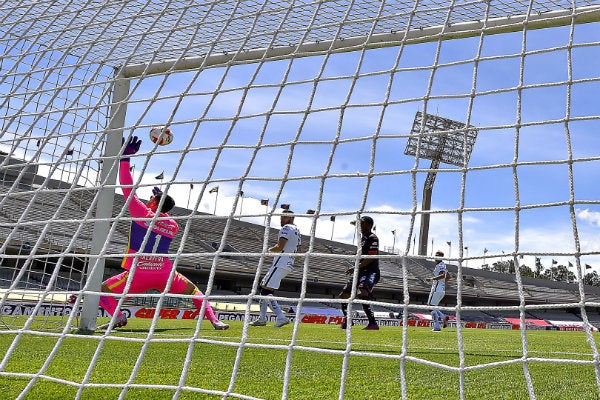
[362,304,376,325]
[431,310,441,329]
[268,295,286,319]
[192,291,218,323]
[259,298,268,319]
[341,303,348,317]
[99,295,124,318]
[437,310,446,321]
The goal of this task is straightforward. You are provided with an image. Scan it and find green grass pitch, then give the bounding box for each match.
[0,318,599,399]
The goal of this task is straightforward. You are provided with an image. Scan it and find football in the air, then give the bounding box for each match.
[149,126,173,146]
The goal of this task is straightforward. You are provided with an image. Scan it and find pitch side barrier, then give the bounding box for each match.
[3,303,595,331]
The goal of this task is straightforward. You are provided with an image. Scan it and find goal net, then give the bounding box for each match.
[1,0,600,398]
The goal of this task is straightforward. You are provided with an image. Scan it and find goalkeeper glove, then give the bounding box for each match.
[121,136,141,161]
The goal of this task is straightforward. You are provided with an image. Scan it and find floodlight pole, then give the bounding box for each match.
[405,111,477,258]
[418,158,440,256]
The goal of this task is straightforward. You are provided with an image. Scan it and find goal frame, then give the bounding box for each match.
[80,2,600,332]
[120,5,600,77]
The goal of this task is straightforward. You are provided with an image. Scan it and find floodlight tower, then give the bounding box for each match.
[404,111,478,257]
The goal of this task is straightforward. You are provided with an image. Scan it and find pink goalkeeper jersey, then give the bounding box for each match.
[119,159,178,270]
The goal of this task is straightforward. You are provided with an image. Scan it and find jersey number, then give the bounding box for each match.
[150,234,162,253]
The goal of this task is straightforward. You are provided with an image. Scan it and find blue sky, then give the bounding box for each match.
[114,21,600,273]
[3,18,600,274]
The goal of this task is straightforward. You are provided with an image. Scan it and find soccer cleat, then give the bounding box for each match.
[363,323,379,330]
[274,317,290,328]
[431,328,441,332]
[97,315,128,331]
[340,318,354,329]
[249,318,267,326]
[212,320,230,330]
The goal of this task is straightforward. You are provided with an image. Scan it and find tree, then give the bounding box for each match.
[534,257,544,278]
[583,271,600,286]
[519,264,535,278]
[542,264,575,283]
[490,260,515,274]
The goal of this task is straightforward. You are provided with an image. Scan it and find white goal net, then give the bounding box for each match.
[2,0,600,399]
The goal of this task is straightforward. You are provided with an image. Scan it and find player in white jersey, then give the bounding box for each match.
[427,250,448,332]
[250,209,301,327]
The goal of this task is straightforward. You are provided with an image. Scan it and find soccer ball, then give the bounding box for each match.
[149,126,173,146]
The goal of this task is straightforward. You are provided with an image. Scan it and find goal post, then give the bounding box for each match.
[78,76,131,333]
[121,5,600,77]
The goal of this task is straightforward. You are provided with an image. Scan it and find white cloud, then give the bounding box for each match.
[577,208,600,227]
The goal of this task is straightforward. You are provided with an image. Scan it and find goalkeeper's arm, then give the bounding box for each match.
[119,136,145,215]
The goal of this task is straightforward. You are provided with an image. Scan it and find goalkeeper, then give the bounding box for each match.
[96,135,229,331]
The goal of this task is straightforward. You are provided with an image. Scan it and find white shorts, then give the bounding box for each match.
[261,264,292,290]
[428,290,445,307]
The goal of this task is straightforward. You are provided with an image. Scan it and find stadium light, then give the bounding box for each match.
[404,111,478,256]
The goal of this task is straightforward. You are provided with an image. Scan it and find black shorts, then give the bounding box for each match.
[342,270,380,295]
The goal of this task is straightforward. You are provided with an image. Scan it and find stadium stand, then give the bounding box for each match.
[527,309,583,322]
[3,171,600,328]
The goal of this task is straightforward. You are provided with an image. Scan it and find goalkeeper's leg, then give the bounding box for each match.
[97,272,130,329]
[191,289,229,329]
[175,273,229,330]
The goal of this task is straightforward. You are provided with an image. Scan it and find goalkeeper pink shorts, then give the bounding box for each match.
[105,263,191,294]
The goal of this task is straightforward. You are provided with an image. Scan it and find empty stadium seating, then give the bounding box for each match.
[3,175,600,325]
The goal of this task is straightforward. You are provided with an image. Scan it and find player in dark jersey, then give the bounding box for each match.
[96,136,229,331]
[338,216,380,330]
